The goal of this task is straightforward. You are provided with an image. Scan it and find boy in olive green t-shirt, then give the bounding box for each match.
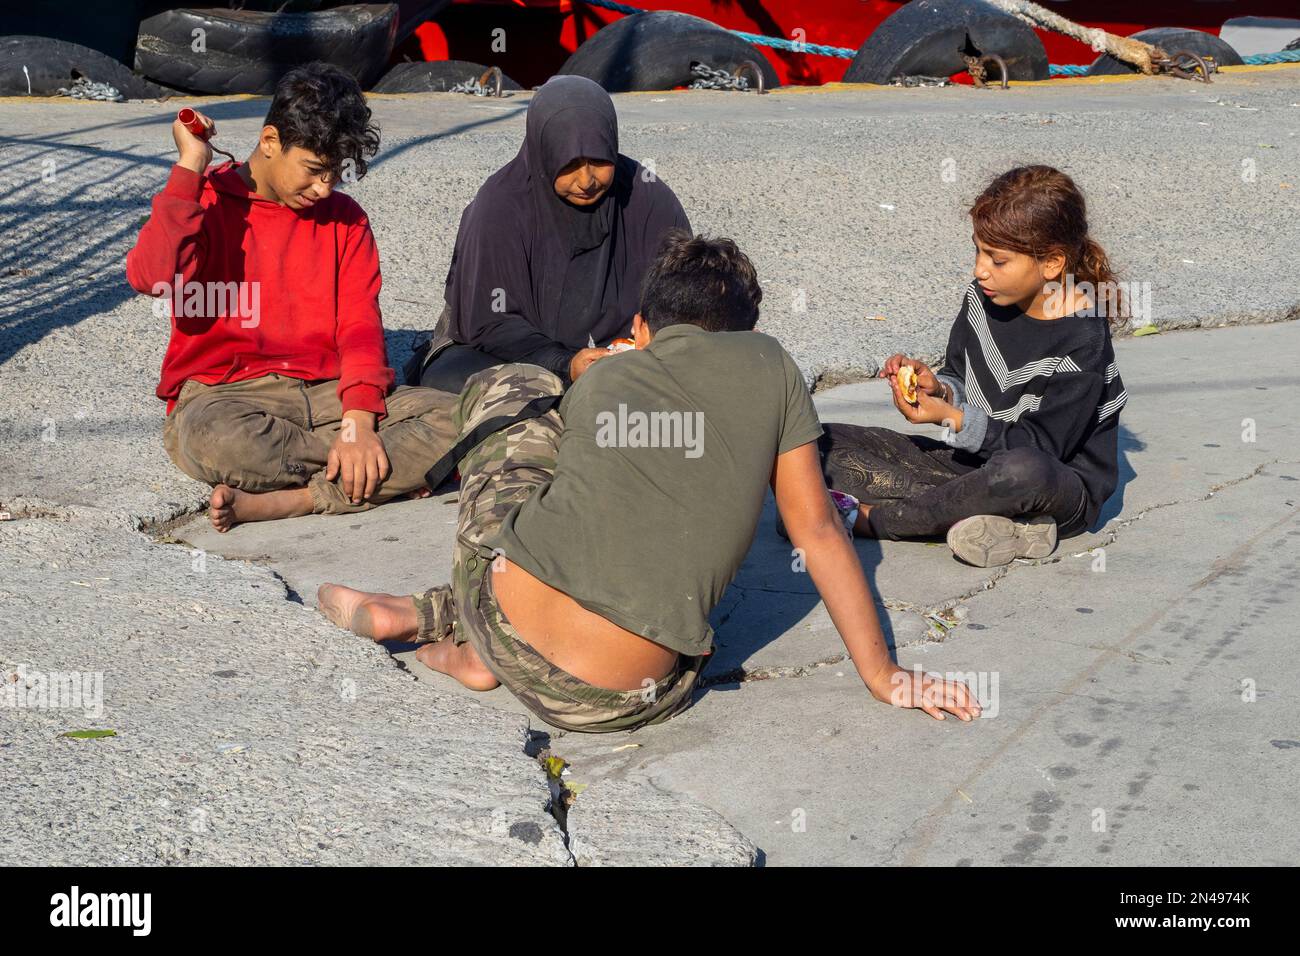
[319,232,981,732]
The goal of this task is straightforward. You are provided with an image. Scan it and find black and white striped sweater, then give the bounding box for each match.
[935,281,1128,527]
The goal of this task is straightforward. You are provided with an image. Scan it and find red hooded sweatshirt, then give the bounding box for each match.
[126,161,394,417]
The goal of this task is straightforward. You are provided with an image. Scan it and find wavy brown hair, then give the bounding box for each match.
[970,165,1125,326]
[264,62,380,181]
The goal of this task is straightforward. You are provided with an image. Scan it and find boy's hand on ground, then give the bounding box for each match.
[879,355,939,394]
[327,411,390,503]
[867,663,982,721]
[172,112,214,174]
[568,347,608,382]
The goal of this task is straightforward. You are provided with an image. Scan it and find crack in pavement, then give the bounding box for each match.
[706,459,1299,684]
[899,490,1300,865]
[3,504,579,865]
[700,652,852,688]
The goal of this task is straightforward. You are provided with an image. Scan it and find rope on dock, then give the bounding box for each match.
[574,0,1300,73]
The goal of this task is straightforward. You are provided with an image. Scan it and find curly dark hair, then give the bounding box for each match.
[263,62,380,181]
[640,230,762,333]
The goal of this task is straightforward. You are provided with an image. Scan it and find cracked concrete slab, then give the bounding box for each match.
[2,75,1298,865]
[166,321,1300,865]
[564,778,758,867]
[553,460,1300,866]
[0,519,572,866]
[4,72,1300,522]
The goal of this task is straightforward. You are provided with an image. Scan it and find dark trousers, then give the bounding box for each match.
[818,423,1091,541]
[417,343,503,395]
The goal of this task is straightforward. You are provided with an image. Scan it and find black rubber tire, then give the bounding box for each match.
[0,0,151,67]
[557,11,779,93]
[133,3,399,95]
[1088,27,1243,76]
[392,0,455,46]
[373,60,522,93]
[844,0,1048,84]
[0,35,170,99]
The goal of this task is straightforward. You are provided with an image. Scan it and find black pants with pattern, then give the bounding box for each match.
[818,423,1091,541]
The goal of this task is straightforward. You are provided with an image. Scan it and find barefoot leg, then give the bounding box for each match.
[210,484,314,532]
[415,640,500,692]
[317,584,419,642]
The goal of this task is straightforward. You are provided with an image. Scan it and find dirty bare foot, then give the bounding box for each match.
[209,485,239,532]
[415,639,500,691]
[317,584,419,642]
[209,484,314,532]
[405,487,433,500]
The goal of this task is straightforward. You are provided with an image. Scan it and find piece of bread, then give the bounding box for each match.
[897,365,919,405]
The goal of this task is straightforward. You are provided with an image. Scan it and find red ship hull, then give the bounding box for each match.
[403,1,1300,88]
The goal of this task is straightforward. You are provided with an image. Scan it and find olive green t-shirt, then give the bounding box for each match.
[485,323,824,658]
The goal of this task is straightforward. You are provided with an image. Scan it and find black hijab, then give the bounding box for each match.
[443,76,690,374]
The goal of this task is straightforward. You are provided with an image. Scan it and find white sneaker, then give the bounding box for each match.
[946,514,1058,567]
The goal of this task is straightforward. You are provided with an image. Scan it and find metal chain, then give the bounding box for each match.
[450,66,508,97]
[888,75,952,88]
[56,75,125,102]
[687,62,751,91]
[449,78,495,96]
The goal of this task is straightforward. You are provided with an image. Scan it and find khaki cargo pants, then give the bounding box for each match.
[162,373,458,514]
[413,363,706,734]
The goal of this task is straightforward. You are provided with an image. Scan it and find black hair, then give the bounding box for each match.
[639,230,762,333]
[263,62,380,180]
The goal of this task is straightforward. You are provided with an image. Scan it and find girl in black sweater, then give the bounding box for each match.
[820,165,1129,567]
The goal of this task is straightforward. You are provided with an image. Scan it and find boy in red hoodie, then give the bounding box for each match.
[127,63,455,532]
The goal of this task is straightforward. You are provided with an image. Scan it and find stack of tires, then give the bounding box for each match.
[0,2,489,100]
[133,3,401,94]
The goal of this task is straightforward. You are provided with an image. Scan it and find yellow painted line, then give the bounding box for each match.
[0,59,1292,106]
[1219,61,1300,74]
[760,59,1300,93]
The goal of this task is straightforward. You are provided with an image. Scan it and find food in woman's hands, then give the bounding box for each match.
[607,337,636,352]
[897,365,919,405]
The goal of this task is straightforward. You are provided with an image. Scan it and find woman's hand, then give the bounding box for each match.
[172,110,214,174]
[879,353,941,396]
[327,411,390,504]
[568,347,608,382]
[865,661,982,721]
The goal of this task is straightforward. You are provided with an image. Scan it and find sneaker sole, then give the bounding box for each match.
[946,515,1058,568]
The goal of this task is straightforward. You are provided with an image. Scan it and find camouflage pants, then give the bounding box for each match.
[163,374,458,515]
[412,364,704,734]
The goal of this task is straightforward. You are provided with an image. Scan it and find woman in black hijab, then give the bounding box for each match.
[406,75,691,392]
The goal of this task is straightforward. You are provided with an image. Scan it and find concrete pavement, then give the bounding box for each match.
[2,70,1298,864]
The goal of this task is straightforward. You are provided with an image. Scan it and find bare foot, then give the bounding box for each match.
[317,583,419,642]
[415,640,500,691]
[405,487,433,500]
[208,484,314,533]
[209,484,238,532]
